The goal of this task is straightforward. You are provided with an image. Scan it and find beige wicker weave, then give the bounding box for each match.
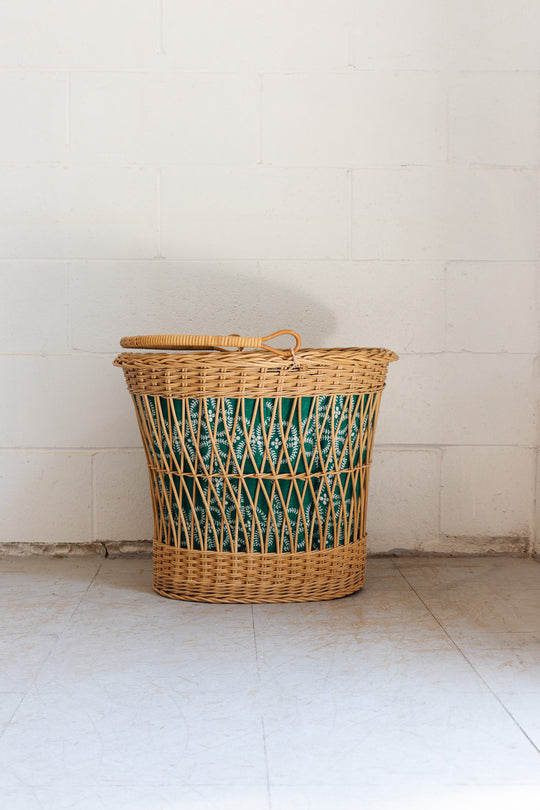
[114,330,397,603]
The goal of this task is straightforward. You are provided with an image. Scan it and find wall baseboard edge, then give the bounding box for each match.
[0,540,535,560]
[0,540,153,558]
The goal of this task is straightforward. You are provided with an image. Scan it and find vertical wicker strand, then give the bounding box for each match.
[133,395,163,545]
[315,397,332,551]
[300,396,319,553]
[287,398,310,553]
[143,395,176,548]
[347,394,365,544]
[332,394,355,547]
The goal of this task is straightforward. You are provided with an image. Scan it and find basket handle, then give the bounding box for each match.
[119,329,302,356]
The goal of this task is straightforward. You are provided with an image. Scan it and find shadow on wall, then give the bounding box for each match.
[26,265,340,465]
[21,264,336,546]
[144,266,337,346]
[97,263,339,461]
[0,267,344,546]
[71,263,338,353]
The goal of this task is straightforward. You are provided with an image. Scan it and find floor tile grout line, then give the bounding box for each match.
[64,561,104,626]
[394,562,540,757]
[0,693,27,741]
[262,716,273,810]
[251,605,272,809]
[0,561,104,737]
[251,604,262,681]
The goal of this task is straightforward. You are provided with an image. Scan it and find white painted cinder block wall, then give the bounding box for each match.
[1,1,539,554]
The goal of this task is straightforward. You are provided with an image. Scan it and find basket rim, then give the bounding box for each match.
[114,346,399,369]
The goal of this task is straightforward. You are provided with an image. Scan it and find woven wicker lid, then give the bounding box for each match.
[116,329,397,364]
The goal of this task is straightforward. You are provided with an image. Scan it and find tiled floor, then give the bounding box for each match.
[1,555,540,809]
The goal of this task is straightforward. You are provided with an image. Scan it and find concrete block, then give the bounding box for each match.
[71,72,259,165]
[449,72,540,167]
[163,0,350,71]
[262,73,446,167]
[0,356,141,449]
[0,167,159,259]
[0,263,68,353]
[0,72,67,161]
[448,0,540,70]
[93,451,153,542]
[351,168,537,260]
[0,452,92,542]
[351,0,452,70]
[441,446,536,539]
[446,263,538,353]
[377,354,537,446]
[367,449,441,553]
[352,0,540,70]
[0,0,160,67]
[161,167,348,260]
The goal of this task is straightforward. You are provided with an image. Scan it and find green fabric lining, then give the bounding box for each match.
[144,394,372,553]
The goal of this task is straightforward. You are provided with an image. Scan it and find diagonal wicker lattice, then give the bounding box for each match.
[114,332,397,603]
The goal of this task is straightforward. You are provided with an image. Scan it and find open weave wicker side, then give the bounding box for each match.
[114,342,397,603]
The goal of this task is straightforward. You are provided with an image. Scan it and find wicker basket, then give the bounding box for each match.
[114,330,397,603]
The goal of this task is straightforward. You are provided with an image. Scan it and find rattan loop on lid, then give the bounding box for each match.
[119,329,302,357]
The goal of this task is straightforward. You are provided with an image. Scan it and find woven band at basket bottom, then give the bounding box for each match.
[152,539,367,603]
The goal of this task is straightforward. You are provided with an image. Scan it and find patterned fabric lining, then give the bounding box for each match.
[142,394,372,553]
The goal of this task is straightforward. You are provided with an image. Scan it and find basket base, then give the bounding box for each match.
[152,540,367,603]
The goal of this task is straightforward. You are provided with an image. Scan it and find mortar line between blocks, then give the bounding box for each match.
[258,74,264,165]
[530,428,538,556]
[394,562,540,758]
[347,169,353,259]
[91,452,96,542]
[65,263,72,352]
[157,168,163,258]
[534,258,540,556]
[437,430,444,545]
[65,72,71,146]
[442,261,449,353]
[536,165,540,261]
